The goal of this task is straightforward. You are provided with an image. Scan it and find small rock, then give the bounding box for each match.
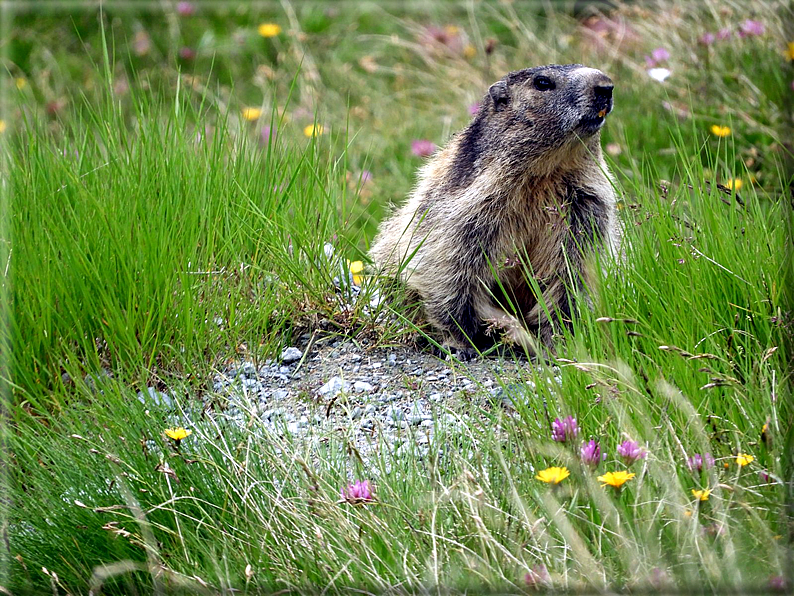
[386,406,404,422]
[353,381,375,393]
[351,407,363,420]
[318,376,350,397]
[280,347,302,364]
[272,389,289,400]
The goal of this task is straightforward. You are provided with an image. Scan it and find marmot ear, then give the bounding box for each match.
[488,81,509,112]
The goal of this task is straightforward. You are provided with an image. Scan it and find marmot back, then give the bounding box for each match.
[370,64,621,359]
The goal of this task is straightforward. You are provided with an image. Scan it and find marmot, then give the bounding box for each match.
[370,64,621,358]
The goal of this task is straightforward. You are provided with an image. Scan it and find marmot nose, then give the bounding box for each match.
[594,83,613,100]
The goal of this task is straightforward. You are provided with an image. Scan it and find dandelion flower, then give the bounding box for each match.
[535,466,570,484]
[598,470,635,488]
[165,427,192,442]
[736,453,754,467]
[710,125,731,137]
[341,480,374,504]
[242,107,262,121]
[787,42,794,61]
[692,488,711,501]
[0,120,6,134]
[348,260,364,286]
[725,178,743,191]
[15,77,26,90]
[258,23,282,38]
[304,124,324,138]
[463,44,476,58]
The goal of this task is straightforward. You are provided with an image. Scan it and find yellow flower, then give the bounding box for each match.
[258,23,282,38]
[535,466,570,484]
[598,470,636,488]
[0,120,6,134]
[786,41,794,61]
[444,25,460,35]
[463,44,476,59]
[15,77,26,90]
[735,453,753,467]
[692,488,711,501]
[348,260,364,286]
[725,178,742,191]
[710,125,731,137]
[304,124,324,137]
[242,107,262,121]
[165,427,192,441]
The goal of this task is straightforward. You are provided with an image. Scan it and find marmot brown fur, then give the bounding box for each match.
[370,64,621,358]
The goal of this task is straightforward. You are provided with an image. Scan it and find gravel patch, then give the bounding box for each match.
[148,336,561,466]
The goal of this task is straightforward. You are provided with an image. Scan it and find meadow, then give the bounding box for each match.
[2,0,792,594]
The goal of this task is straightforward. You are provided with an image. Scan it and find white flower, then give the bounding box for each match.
[647,68,671,82]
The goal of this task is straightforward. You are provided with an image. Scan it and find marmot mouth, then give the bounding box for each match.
[578,115,607,135]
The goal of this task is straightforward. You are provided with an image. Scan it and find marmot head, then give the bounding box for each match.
[487,64,613,141]
[450,64,614,185]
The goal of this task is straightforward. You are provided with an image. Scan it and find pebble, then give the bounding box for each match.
[318,376,350,397]
[353,381,374,393]
[280,346,302,364]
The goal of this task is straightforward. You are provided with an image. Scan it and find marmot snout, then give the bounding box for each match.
[370,64,621,358]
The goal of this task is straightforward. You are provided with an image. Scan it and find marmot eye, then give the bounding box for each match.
[533,76,555,91]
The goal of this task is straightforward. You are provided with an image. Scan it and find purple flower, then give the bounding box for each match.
[716,27,732,41]
[769,576,788,593]
[738,19,764,37]
[699,32,716,46]
[551,416,579,443]
[359,170,373,184]
[524,564,550,589]
[686,452,715,473]
[644,47,670,68]
[260,126,274,144]
[652,47,670,62]
[176,1,196,16]
[579,439,602,467]
[758,470,774,484]
[468,102,481,116]
[411,139,437,157]
[341,480,374,504]
[617,440,647,465]
[178,47,196,60]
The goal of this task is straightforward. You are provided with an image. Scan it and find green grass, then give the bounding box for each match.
[2,1,793,594]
